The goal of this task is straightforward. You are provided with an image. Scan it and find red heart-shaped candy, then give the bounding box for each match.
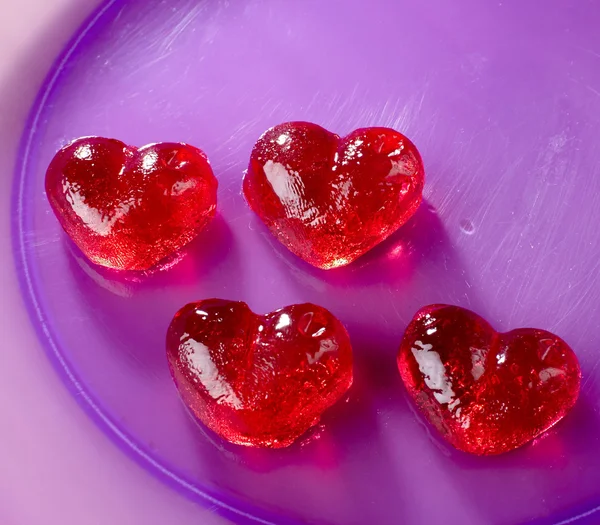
[398,305,581,455]
[45,137,218,271]
[243,122,424,269]
[166,299,353,448]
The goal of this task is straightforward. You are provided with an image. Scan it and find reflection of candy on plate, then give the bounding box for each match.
[243,121,424,269]
[166,299,353,448]
[398,304,581,455]
[45,137,218,271]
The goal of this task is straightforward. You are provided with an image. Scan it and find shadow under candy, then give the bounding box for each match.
[65,214,237,373]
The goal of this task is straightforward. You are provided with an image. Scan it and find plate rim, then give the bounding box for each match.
[10,1,302,524]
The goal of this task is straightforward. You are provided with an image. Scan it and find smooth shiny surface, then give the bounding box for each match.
[244,122,424,269]
[13,0,600,524]
[167,300,353,448]
[398,305,581,455]
[45,137,217,270]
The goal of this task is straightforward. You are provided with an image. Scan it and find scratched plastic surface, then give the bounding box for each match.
[13,1,600,524]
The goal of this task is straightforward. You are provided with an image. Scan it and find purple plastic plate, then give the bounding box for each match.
[13,0,600,524]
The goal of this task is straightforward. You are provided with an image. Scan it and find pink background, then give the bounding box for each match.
[0,1,225,523]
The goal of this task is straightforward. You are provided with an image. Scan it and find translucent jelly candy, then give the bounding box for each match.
[243,122,424,269]
[166,299,353,448]
[45,137,217,271]
[398,305,581,455]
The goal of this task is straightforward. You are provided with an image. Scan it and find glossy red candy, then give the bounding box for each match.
[45,137,217,271]
[243,122,424,269]
[398,305,581,455]
[166,299,353,448]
